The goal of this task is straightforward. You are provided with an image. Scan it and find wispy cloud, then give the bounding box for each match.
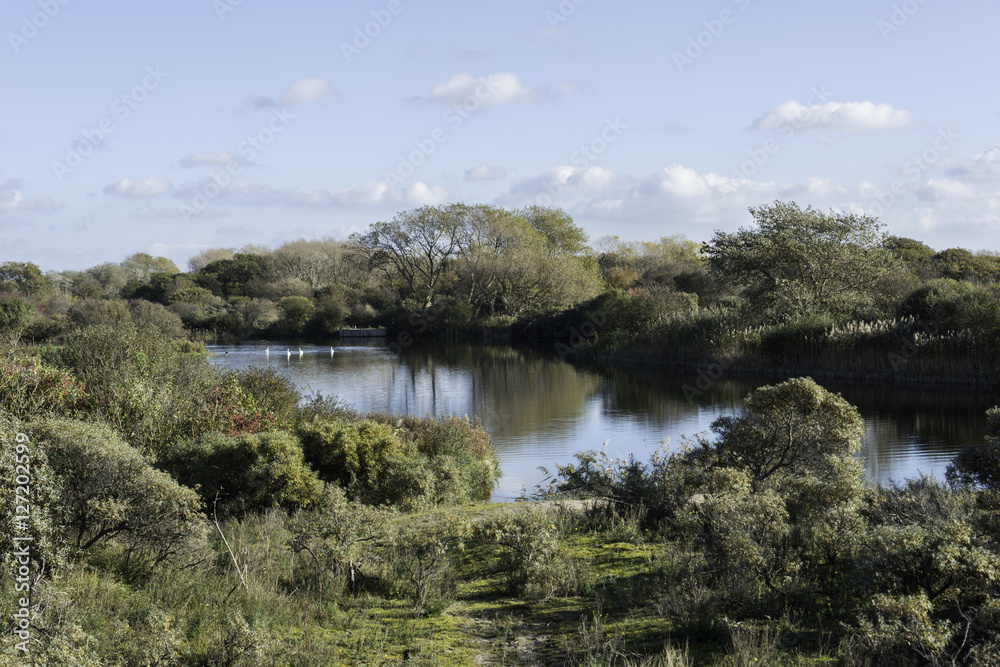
[246,77,342,109]
[102,177,172,197]
[429,72,548,106]
[465,164,508,181]
[0,179,55,212]
[179,152,247,168]
[752,101,915,132]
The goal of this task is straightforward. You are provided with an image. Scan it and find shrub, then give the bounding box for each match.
[947,406,1000,492]
[0,355,88,420]
[0,411,66,573]
[900,278,1000,332]
[29,418,205,565]
[297,419,415,506]
[473,509,586,599]
[286,484,394,596]
[159,430,322,514]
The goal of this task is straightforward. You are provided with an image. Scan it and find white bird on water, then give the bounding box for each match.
[298,348,303,358]
[265,346,269,356]
[286,348,291,359]
[330,347,335,357]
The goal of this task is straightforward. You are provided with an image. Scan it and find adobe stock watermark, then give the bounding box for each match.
[214,0,247,21]
[7,0,72,54]
[878,0,932,40]
[531,117,627,207]
[884,310,952,378]
[179,108,295,221]
[12,432,33,654]
[51,66,169,183]
[545,0,586,28]
[341,0,413,63]
[867,126,959,219]
[682,359,732,402]
[673,0,752,73]
[555,310,606,361]
[384,76,501,190]
[730,85,833,180]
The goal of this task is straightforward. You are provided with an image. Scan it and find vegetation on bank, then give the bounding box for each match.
[3,358,1000,664]
[3,200,1000,384]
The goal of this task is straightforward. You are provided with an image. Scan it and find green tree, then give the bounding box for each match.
[706,201,898,319]
[0,296,36,345]
[0,261,51,297]
[708,377,864,493]
[351,204,466,308]
[516,205,590,256]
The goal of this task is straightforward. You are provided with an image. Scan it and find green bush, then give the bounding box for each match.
[0,355,88,420]
[297,418,414,505]
[900,278,1000,332]
[29,418,205,566]
[159,430,323,514]
[0,411,67,573]
[287,484,394,596]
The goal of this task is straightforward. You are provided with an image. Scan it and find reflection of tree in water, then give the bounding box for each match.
[401,344,603,449]
[832,384,996,484]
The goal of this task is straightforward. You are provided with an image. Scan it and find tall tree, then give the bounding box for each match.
[350,205,466,308]
[706,201,898,320]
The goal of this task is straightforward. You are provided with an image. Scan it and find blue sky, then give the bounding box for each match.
[2,0,998,270]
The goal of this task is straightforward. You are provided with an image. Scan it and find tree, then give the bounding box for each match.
[351,205,466,308]
[0,296,36,345]
[123,252,179,275]
[0,261,51,297]
[933,247,999,283]
[187,247,235,272]
[516,205,589,256]
[706,201,898,320]
[197,253,275,298]
[708,377,864,492]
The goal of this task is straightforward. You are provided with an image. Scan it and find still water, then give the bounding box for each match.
[207,341,998,501]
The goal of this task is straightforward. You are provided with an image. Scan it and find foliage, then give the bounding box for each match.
[286,484,394,596]
[0,355,88,420]
[707,377,864,492]
[29,418,205,564]
[0,411,67,573]
[706,201,898,320]
[159,430,323,514]
[0,295,36,344]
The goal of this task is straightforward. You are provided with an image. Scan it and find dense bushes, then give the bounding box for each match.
[29,419,205,565]
[545,378,1000,664]
[297,413,500,509]
[158,431,323,513]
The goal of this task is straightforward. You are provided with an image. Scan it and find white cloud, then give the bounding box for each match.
[429,72,542,106]
[465,164,508,181]
[0,180,55,212]
[173,179,453,210]
[103,177,172,197]
[180,152,246,168]
[282,77,341,105]
[247,77,341,109]
[752,101,915,132]
[916,179,977,202]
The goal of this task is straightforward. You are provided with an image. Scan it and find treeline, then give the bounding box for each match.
[3,200,1000,383]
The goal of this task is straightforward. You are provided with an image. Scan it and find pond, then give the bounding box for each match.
[207,341,999,501]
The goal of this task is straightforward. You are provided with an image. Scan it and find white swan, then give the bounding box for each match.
[286,348,291,359]
[298,348,304,358]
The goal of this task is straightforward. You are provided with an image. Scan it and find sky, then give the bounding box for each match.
[1,0,998,271]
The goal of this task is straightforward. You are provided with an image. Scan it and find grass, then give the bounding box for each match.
[4,501,846,666]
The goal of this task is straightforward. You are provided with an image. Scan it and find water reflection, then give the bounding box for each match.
[207,341,997,501]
